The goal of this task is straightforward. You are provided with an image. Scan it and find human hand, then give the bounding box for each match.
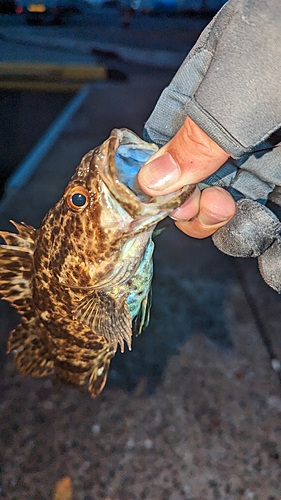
[138,116,236,239]
[138,116,281,292]
[137,0,281,292]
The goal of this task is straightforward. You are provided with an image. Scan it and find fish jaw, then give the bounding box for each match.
[93,128,196,228]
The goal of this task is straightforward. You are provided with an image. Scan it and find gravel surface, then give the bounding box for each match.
[1,280,281,500]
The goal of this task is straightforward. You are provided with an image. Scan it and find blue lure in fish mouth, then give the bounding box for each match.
[114,133,158,202]
[95,128,196,229]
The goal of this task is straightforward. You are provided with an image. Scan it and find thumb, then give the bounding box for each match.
[138,116,230,196]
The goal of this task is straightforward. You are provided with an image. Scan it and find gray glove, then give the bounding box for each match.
[200,150,281,293]
[143,0,281,292]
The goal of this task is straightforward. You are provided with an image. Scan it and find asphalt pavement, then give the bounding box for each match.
[1,8,281,499]
[0,6,209,68]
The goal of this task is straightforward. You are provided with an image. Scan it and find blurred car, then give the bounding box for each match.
[20,0,81,24]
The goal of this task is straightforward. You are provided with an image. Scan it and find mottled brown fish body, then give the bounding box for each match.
[0,129,195,396]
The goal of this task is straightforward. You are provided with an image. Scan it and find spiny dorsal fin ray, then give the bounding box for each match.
[0,220,36,249]
[9,220,36,240]
[0,221,36,318]
[8,320,54,377]
[74,290,132,352]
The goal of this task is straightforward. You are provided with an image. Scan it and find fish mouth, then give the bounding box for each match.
[94,128,195,227]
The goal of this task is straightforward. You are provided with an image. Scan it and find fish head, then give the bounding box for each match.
[38,128,195,288]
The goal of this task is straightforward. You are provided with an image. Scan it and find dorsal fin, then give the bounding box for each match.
[74,290,132,352]
[1,220,36,248]
[0,220,36,319]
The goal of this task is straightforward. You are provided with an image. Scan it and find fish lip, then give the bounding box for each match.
[94,128,195,221]
[95,128,150,217]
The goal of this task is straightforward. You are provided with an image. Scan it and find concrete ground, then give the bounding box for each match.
[1,10,281,500]
[0,7,209,64]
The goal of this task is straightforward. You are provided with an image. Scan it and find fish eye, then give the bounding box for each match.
[72,193,86,206]
[66,186,90,211]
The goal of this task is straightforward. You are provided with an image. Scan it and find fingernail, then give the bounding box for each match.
[199,208,229,226]
[139,152,180,190]
[170,215,191,222]
[170,186,200,221]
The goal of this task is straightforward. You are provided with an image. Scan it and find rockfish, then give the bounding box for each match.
[0,129,194,397]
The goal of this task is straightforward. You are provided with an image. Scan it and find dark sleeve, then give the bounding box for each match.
[144,0,281,159]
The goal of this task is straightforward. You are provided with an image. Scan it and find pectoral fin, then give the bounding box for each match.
[74,291,132,352]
